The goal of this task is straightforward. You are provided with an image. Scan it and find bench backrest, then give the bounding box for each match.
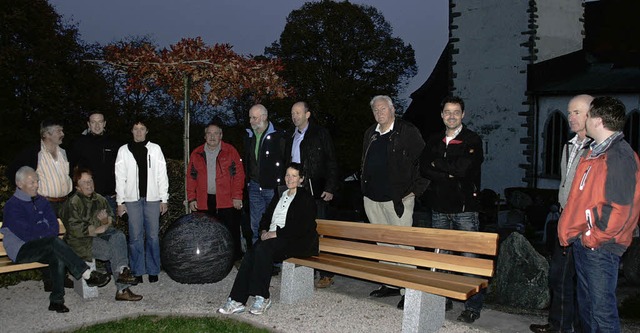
[316,219,499,277]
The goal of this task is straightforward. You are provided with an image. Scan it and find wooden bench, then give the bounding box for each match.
[0,219,66,274]
[280,219,499,333]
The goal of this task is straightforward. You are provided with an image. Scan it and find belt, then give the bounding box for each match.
[46,196,68,203]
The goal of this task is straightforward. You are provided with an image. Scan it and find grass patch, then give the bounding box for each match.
[71,315,271,333]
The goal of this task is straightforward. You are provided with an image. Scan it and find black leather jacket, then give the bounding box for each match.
[361,118,428,217]
[284,121,339,198]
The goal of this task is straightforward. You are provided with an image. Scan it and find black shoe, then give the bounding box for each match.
[148,275,158,283]
[134,275,144,284]
[369,286,401,297]
[48,302,69,313]
[85,270,111,288]
[116,267,138,285]
[446,298,453,311]
[457,309,480,323]
[529,323,560,333]
[397,296,405,310]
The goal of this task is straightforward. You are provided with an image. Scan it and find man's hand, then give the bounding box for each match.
[94,225,109,234]
[320,191,334,202]
[96,209,110,225]
[160,202,168,215]
[233,199,243,210]
[189,201,198,212]
[260,231,277,241]
[117,204,126,217]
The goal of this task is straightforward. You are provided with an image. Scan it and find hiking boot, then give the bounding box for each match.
[115,288,143,301]
[85,270,111,288]
[457,309,480,323]
[249,296,272,315]
[218,298,245,314]
[315,276,334,288]
[116,267,138,285]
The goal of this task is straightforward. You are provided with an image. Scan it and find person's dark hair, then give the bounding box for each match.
[589,96,626,132]
[204,117,224,134]
[131,117,148,129]
[288,162,304,177]
[40,119,64,138]
[72,167,93,187]
[440,96,465,112]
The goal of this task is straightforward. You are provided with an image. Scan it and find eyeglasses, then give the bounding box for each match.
[443,110,463,117]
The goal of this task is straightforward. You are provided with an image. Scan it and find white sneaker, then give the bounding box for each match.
[249,296,272,315]
[218,298,245,314]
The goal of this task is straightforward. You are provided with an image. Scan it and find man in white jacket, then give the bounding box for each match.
[115,119,169,284]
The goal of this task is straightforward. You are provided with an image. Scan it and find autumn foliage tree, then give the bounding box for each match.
[102,37,289,211]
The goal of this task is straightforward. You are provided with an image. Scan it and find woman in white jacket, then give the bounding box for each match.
[115,119,169,283]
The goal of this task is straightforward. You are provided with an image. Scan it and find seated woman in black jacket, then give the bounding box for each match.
[218,162,318,315]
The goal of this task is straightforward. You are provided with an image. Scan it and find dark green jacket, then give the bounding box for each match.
[61,191,114,261]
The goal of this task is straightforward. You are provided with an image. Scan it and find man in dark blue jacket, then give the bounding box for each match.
[244,104,286,244]
[1,166,110,313]
[421,96,484,323]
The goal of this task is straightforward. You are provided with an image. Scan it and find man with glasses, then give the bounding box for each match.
[421,96,485,323]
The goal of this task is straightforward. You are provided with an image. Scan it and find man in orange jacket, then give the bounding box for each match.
[558,96,640,333]
[187,119,245,262]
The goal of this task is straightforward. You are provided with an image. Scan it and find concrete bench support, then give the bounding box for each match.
[73,260,98,299]
[280,261,314,304]
[402,288,445,333]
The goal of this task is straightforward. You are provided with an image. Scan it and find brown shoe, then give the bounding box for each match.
[115,288,143,301]
[315,276,334,288]
[116,267,138,285]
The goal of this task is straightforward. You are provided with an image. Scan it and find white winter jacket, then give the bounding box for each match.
[115,141,169,204]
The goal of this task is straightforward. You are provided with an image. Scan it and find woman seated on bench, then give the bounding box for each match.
[218,162,318,315]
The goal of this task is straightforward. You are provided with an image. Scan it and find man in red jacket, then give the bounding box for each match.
[187,119,246,263]
[558,96,640,333]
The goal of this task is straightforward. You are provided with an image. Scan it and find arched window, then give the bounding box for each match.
[543,111,568,177]
[624,110,640,154]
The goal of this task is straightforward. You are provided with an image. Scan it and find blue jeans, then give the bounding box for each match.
[93,228,132,291]
[573,238,621,333]
[125,198,161,276]
[431,211,485,314]
[16,237,89,304]
[248,180,274,244]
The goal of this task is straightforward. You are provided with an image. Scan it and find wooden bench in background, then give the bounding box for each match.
[0,219,66,274]
[281,219,499,333]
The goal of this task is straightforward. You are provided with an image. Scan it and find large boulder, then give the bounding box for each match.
[489,232,550,309]
[161,213,234,284]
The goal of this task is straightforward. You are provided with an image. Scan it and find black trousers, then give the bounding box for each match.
[16,237,89,304]
[207,194,243,261]
[229,237,287,303]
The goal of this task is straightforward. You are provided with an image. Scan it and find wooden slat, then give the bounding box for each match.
[287,253,488,300]
[320,238,495,277]
[317,219,499,256]
[0,257,48,273]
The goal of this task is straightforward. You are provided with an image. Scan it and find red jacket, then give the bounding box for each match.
[558,135,640,256]
[187,142,245,210]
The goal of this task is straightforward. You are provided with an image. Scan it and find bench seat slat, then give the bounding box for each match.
[320,238,494,277]
[0,257,48,273]
[288,253,488,300]
[317,220,498,256]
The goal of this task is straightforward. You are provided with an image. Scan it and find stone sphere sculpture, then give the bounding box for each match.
[161,213,233,284]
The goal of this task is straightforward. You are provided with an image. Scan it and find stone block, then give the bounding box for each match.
[73,260,98,299]
[280,261,314,304]
[402,289,445,333]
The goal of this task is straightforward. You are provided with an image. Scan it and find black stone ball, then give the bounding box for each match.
[161,213,233,284]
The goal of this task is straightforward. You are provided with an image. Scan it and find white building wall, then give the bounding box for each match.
[535,0,584,62]
[451,0,530,195]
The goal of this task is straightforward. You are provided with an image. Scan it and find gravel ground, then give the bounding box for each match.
[0,269,636,333]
